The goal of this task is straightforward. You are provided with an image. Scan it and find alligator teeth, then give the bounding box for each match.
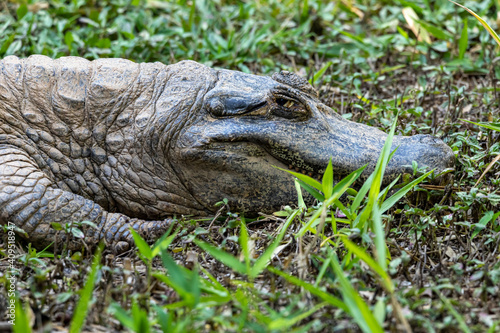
[284,101,294,108]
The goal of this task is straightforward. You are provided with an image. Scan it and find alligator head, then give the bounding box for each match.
[171,64,455,214]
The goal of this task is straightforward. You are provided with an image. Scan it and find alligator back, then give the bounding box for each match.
[0,55,214,251]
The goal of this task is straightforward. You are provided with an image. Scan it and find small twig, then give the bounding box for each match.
[474,154,500,187]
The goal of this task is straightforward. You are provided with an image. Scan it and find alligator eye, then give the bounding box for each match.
[273,96,309,120]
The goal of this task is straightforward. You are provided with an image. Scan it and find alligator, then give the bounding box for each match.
[0,55,455,252]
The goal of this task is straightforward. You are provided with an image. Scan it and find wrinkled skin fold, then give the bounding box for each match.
[0,55,455,251]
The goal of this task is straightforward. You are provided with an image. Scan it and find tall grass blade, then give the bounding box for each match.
[239,218,251,275]
[460,119,500,132]
[297,164,367,237]
[13,298,32,333]
[69,243,103,333]
[322,158,334,199]
[330,254,384,333]
[380,169,434,214]
[251,209,297,278]
[267,266,348,311]
[434,288,472,333]
[274,166,322,191]
[131,228,153,260]
[358,115,399,229]
[268,302,327,330]
[459,18,468,59]
[311,61,333,85]
[194,239,247,274]
[371,203,387,271]
[449,0,500,47]
[341,237,393,292]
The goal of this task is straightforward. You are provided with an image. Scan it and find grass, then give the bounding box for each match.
[1,0,500,332]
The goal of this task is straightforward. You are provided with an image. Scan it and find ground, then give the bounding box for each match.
[0,1,499,332]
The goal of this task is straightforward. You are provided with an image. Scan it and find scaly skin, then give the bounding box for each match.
[0,55,455,252]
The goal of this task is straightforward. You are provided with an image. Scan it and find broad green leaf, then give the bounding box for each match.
[64,31,74,52]
[51,222,63,231]
[16,4,28,20]
[472,211,499,239]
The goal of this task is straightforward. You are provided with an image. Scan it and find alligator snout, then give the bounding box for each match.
[386,133,455,179]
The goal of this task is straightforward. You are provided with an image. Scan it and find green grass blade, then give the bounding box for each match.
[449,0,500,47]
[330,255,384,333]
[294,178,307,210]
[297,164,367,237]
[358,115,398,229]
[351,172,375,217]
[371,203,387,271]
[460,119,500,132]
[274,166,323,191]
[130,228,153,261]
[311,61,333,85]
[296,179,325,201]
[151,226,180,257]
[341,237,393,292]
[251,209,297,278]
[13,298,32,333]
[239,218,251,276]
[434,287,472,333]
[459,18,468,59]
[194,239,247,274]
[108,303,135,331]
[322,158,334,199]
[268,302,327,330]
[69,243,103,333]
[380,169,434,214]
[267,266,348,311]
